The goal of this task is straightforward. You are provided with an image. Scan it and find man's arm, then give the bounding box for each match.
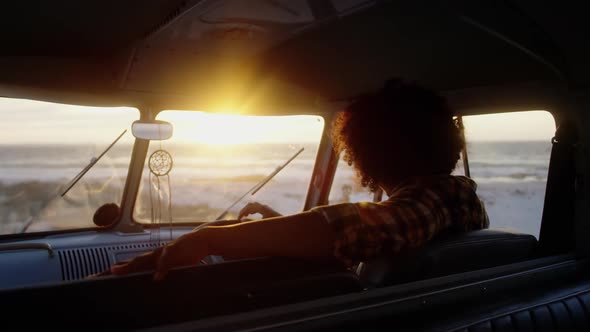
[207,211,334,260]
[111,211,336,280]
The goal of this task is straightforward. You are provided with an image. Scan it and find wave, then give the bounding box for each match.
[0,141,551,185]
[468,160,549,169]
[0,165,547,185]
[474,176,547,184]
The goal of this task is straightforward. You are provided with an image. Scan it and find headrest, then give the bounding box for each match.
[357,229,538,287]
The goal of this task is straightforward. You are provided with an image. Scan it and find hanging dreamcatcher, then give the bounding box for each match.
[148,149,173,245]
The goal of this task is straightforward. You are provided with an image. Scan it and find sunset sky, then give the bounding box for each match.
[0,97,555,145]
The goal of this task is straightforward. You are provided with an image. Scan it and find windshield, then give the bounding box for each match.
[0,97,138,234]
[134,111,324,223]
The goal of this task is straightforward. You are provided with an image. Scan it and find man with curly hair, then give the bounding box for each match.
[108,79,489,280]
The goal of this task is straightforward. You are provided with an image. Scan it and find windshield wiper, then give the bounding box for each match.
[214,147,305,221]
[60,129,127,197]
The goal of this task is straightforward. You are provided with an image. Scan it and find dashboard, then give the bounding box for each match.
[0,227,194,289]
[0,225,361,330]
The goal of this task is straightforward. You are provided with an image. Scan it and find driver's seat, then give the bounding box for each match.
[356,228,538,287]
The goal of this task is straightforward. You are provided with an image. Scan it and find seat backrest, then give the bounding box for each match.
[427,280,590,331]
[357,229,538,287]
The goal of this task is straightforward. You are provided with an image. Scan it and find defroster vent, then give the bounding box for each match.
[58,247,111,280]
[58,242,164,280]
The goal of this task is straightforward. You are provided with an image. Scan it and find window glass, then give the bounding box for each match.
[328,158,375,204]
[462,111,555,237]
[0,98,138,234]
[134,112,324,223]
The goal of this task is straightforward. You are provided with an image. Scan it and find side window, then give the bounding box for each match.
[462,111,556,237]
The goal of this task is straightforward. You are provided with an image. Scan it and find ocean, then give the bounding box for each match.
[0,141,551,236]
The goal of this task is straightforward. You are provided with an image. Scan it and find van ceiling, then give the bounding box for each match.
[0,0,586,113]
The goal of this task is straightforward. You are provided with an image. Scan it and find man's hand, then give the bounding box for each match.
[95,230,210,281]
[238,202,282,220]
[109,247,162,276]
[87,248,162,278]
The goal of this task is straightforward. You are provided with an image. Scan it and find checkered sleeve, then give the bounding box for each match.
[311,198,444,265]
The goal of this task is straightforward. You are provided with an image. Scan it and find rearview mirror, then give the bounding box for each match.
[131,120,173,140]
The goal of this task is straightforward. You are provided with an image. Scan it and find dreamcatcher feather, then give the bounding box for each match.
[148,149,173,245]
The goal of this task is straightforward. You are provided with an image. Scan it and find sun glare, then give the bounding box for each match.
[157,111,324,145]
[0,96,555,145]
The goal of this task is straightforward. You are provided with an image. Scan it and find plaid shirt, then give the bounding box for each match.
[311,175,489,265]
